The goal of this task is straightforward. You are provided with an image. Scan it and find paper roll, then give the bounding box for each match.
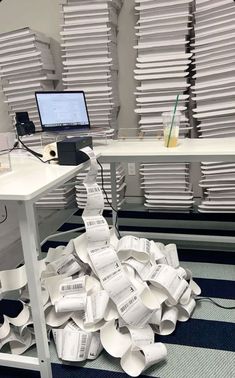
[178,298,196,322]
[100,319,132,358]
[43,142,58,163]
[157,306,178,335]
[121,343,167,377]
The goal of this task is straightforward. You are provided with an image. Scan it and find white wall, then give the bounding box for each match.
[117,0,142,200]
[0,0,63,131]
[0,0,64,262]
[117,0,138,136]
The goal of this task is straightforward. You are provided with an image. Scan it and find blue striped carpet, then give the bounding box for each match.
[1,209,235,377]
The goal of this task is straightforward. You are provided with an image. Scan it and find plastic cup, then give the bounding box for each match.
[162,111,181,148]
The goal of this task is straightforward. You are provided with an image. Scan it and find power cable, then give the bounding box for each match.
[17,137,57,164]
[0,141,19,155]
[0,205,8,225]
[97,160,121,238]
[195,296,235,310]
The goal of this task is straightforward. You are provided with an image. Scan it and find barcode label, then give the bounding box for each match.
[102,268,120,282]
[57,257,76,274]
[89,246,108,254]
[86,219,105,227]
[70,320,78,328]
[120,296,137,313]
[150,265,161,280]
[87,187,100,193]
[79,334,87,358]
[145,240,150,253]
[67,320,80,331]
[61,283,83,292]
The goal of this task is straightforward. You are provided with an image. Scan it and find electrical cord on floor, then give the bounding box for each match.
[97,160,121,238]
[0,205,7,224]
[195,297,235,310]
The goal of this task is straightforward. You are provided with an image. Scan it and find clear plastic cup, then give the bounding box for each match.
[162,111,181,148]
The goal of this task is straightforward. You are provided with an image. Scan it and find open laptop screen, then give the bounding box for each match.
[35,91,90,132]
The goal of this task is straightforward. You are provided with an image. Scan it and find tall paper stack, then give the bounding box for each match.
[134,0,194,211]
[75,163,126,210]
[0,27,57,147]
[134,0,193,137]
[60,0,123,132]
[192,0,235,212]
[141,163,194,211]
[198,162,235,213]
[192,0,235,138]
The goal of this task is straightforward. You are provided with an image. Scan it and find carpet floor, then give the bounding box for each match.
[1,209,235,378]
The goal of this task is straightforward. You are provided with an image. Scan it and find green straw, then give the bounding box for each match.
[167,94,180,147]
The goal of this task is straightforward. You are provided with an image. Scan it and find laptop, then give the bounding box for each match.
[35,91,90,132]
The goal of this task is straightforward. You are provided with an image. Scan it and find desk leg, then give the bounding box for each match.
[110,162,118,229]
[17,201,52,378]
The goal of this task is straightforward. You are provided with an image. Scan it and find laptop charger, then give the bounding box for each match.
[57,137,93,166]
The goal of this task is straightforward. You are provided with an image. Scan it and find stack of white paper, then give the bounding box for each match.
[60,0,123,131]
[75,163,126,210]
[198,162,235,213]
[192,0,235,137]
[140,163,194,211]
[0,27,57,139]
[36,185,76,209]
[134,0,193,136]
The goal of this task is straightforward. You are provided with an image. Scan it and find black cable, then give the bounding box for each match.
[17,137,57,164]
[196,297,235,310]
[18,137,43,158]
[97,160,121,238]
[44,158,58,164]
[0,140,55,164]
[0,141,19,155]
[0,205,7,224]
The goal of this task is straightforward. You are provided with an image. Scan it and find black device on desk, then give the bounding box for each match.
[57,137,93,165]
[15,112,35,136]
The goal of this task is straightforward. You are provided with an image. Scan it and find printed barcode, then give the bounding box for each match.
[150,265,161,279]
[89,246,107,254]
[102,269,120,282]
[88,187,100,193]
[79,334,87,358]
[57,257,75,274]
[68,320,79,330]
[145,241,150,253]
[61,283,83,291]
[86,219,105,227]
[70,320,78,328]
[120,296,137,313]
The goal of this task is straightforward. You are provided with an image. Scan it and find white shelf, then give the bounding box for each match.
[96,138,235,163]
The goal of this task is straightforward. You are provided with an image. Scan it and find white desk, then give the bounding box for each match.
[96,138,235,163]
[1,138,235,377]
[96,138,235,230]
[0,156,87,378]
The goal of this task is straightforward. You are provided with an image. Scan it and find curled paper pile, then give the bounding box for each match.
[0,147,201,377]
